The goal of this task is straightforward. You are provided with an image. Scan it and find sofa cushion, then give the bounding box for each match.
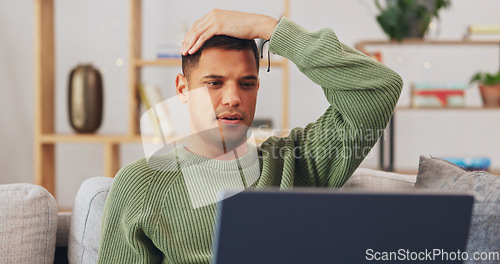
[68,177,113,264]
[0,183,58,264]
[416,155,500,261]
[342,168,416,190]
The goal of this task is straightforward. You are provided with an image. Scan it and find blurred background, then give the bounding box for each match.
[1,0,500,208]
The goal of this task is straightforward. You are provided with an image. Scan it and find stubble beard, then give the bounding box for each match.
[218,123,249,153]
[197,124,249,154]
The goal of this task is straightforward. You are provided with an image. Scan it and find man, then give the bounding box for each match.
[98,9,402,263]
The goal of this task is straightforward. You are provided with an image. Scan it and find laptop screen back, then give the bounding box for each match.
[212,190,473,264]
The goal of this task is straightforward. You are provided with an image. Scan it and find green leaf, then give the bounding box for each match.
[374,0,451,40]
[470,70,500,85]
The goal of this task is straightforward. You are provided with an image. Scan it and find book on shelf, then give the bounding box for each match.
[138,83,175,140]
[467,24,500,34]
[156,44,182,59]
[411,82,468,108]
[464,24,500,41]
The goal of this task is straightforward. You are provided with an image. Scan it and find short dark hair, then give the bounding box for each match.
[182,35,260,80]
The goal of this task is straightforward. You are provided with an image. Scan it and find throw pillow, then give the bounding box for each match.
[416,155,500,262]
[0,183,58,264]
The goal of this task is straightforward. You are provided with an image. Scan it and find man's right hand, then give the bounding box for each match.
[180,9,279,56]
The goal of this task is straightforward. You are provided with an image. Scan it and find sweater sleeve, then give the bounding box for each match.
[97,161,163,264]
[267,18,403,187]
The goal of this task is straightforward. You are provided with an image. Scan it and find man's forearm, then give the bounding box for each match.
[258,15,280,40]
[181,9,279,55]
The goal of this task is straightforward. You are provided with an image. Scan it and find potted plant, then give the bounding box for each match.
[375,0,451,41]
[470,70,500,107]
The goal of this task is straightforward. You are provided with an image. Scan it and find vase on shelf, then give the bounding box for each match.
[68,64,103,133]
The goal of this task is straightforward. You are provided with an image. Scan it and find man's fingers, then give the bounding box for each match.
[182,30,203,54]
[182,30,203,55]
[181,10,224,55]
[181,32,197,55]
[188,27,217,55]
[181,16,207,54]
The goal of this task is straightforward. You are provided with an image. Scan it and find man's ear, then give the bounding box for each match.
[175,73,188,104]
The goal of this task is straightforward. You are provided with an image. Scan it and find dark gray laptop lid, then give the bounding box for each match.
[212,189,474,264]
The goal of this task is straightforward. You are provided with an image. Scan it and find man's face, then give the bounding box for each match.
[179,47,259,149]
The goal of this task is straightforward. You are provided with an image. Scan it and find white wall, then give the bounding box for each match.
[0,0,35,185]
[1,0,500,208]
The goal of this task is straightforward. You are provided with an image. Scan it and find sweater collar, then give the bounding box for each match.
[175,143,259,171]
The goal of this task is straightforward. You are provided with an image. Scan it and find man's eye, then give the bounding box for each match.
[240,82,256,89]
[207,81,223,87]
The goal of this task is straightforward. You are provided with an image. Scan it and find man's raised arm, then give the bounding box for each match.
[267,18,403,187]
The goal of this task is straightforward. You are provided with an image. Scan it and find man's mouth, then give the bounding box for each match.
[217,113,243,124]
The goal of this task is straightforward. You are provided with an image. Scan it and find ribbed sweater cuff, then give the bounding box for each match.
[268,17,343,66]
[268,17,308,61]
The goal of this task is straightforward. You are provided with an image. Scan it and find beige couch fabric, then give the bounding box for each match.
[0,183,58,264]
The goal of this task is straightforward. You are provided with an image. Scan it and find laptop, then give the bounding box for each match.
[211,189,474,264]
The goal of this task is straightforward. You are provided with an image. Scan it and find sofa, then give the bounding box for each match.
[1,155,499,263]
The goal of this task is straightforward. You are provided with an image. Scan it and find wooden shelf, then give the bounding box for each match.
[135,59,182,67]
[38,133,194,144]
[355,39,500,51]
[134,58,286,67]
[39,134,142,143]
[38,132,279,146]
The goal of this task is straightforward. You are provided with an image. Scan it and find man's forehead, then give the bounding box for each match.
[201,74,258,80]
[195,48,259,74]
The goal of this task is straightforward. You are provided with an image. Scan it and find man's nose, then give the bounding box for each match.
[221,84,241,107]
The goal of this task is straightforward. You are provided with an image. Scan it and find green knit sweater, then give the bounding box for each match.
[98,18,403,264]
